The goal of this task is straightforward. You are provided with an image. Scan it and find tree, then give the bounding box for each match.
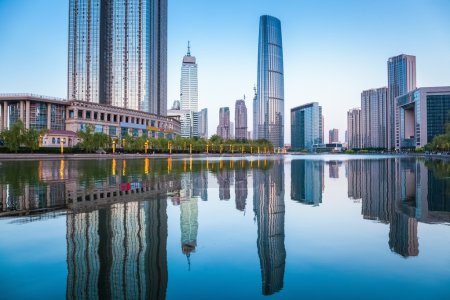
[1,120,26,153]
[77,125,96,153]
[23,128,48,153]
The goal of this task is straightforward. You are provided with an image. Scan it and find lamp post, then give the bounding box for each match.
[112,140,116,154]
[190,143,192,155]
[39,134,43,148]
[60,138,65,155]
[144,140,149,154]
[206,144,209,154]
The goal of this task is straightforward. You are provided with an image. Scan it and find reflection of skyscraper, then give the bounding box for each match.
[256,15,284,148]
[180,198,198,257]
[217,167,233,200]
[291,160,324,206]
[327,161,342,179]
[234,167,248,211]
[346,159,419,257]
[66,199,168,299]
[253,160,285,295]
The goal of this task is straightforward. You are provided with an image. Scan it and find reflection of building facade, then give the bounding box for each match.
[291,160,324,206]
[217,167,234,201]
[67,199,168,299]
[327,161,342,179]
[253,160,285,295]
[234,167,248,211]
[346,159,420,257]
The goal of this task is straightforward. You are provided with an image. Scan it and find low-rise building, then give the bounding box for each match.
[0,94,181,147]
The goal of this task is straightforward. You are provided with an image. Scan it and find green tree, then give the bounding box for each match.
[77,125,96,153]
[1,120,26,153]
[23,128,48,153]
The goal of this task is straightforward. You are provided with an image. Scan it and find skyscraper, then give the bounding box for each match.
[256,15,284,148]
[329,128,339,143]
[235,99,248,140]
[387,54,416,149]
[180,42,199,137]
[217,107,230,140]
[68,0,167,114]
[361,87,388,148]
[347,108,362,149]
[291,102,323,150]
[198,108,208,139]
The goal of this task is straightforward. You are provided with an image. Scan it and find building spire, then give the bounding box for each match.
[187,41,191,56]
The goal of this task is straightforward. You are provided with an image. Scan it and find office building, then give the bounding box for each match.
[387,54,416,149]
[291,102,323,150]
[397,87,450,149]
[347,108,362,149]
[235,99,248,140]
[255,15,284,148]
[361,88,388,148]
[329,128,339,143]
[217,107,230,140]
[0,94,180,147]
[68,0,167,115]
[180,42,199,138]
[198,108,208,139]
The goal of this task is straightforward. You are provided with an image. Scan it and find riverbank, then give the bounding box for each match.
[0,152,448,161]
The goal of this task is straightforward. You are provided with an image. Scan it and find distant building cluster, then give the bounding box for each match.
[347,54,450,150]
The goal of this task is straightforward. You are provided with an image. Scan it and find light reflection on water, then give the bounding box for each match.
[0,156,449,299]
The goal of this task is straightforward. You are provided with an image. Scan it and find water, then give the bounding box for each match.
[0,155,449,299]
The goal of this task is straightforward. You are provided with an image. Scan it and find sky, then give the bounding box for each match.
[0,0,450,143]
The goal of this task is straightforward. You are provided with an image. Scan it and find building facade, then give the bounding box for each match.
[397,87,450,149]
[180,43,199,138]
[329,128,339,143]
[256,15,284,148]
[217,107,230,140]
[347,108,362,149]
[361,87,388,148]
[291,102,323,150]
[387,54,416,149]
[0,94,180,147]
[68,0,167,115]
[198,108,208,139]
[235,100,247,140]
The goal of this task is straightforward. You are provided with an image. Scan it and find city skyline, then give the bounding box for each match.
[1,0,450,142]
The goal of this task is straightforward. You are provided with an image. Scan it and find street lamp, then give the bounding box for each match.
[60,138,65,155]
[112,140,116,154]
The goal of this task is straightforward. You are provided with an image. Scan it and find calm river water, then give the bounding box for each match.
[0,155,449,299]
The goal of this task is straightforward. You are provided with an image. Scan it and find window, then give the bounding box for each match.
[86,111,91,119]
[69,110,74,118]
[78,110,83,118]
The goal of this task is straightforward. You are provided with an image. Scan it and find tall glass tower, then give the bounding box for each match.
[180,42,199,137]
[255,15,284,148]
[68,0,167,115]
[387,54,416,149]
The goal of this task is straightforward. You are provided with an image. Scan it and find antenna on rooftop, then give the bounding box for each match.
[187,41,191,56]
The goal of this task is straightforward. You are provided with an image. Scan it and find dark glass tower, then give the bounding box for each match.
[68,0,167,115]
[255,15,284,148]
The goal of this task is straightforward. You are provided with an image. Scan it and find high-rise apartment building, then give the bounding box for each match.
[217,107,230,140]
[387,54,416,149]
[180,43,199,138]
[291,102,323,150]
[68,0,167,115]
[329,128,339,143]
[256,15,284,148]
[198,108,208,139]
[235,99,248,140]
[347,108,362,149]
[361,87,388,148]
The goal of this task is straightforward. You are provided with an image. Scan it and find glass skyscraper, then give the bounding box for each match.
[387,54,416,149]
[255,15,284,148]
[291,102,323,150]
[180,43,199,137]
[235,99,248,140]
[68,0,167,115]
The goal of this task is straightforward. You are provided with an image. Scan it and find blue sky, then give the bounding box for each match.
[1,0,449,142]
